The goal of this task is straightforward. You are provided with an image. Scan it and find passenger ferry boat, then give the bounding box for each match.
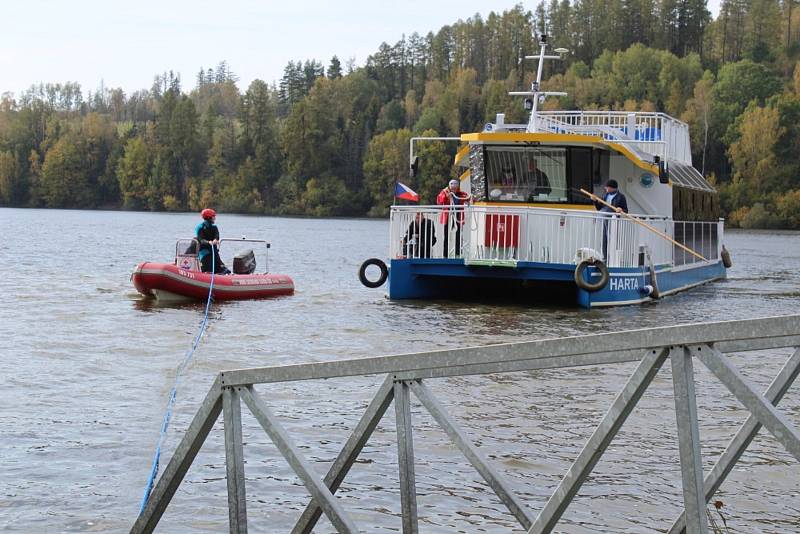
[365,34,728,308]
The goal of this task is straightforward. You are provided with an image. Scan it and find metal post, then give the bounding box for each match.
[408,380,536,530]
[223,387,248,533]
[293,376,395,534]
[670,346,708,534]
[668,348,800,534]
[529,348,668,533]
[394,380,418,533]
[239,387,359,533]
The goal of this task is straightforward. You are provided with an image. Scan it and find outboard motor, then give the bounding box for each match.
[233,249,257,274]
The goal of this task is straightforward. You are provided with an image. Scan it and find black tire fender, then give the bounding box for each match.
[574,258,609,292]
[359,258,388,288]
[721,245,732,268]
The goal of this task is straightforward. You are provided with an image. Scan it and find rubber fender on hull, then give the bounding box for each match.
[721,245,732,268]
[574,258,610,292]
[359,258,389,288]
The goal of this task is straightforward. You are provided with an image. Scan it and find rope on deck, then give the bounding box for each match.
[138,246,217,514]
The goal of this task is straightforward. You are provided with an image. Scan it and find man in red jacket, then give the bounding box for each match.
[436,179,470,258]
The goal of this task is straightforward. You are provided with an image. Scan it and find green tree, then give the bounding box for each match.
[363,128,412,215]
[328,56,343,79]
[727,103,785,201]
[415,128,454,204]
[117,137,152,209]
[39,133,94,207]
[0,150,17,204]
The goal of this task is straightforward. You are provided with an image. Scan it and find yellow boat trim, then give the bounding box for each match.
[459,170,470,182]
[606,142,660,173]
[474,201,596,210]
[462,132,604,143]
[454,144,470,166]
[461,132,659,173]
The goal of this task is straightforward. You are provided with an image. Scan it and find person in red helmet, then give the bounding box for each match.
[196,208,231,274]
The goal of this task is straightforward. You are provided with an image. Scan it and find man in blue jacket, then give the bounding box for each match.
[594,180,628,261]
[594,179,628,214]
[196,208,231,274]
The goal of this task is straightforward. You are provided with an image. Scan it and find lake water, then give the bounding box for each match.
[1,207,798,533]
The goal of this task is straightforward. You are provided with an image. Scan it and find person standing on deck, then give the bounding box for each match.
[436,179,470,258]
[196,208,231,274]
[594,179,628,261]
[402,212,437,259]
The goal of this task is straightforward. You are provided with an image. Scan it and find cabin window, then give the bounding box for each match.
[571,148,592,201]
[479,146,615,204]
[484,146,567,203]
[592,150,610,186]
[484,146,567,202]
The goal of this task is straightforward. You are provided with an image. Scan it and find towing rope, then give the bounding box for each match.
[138,245,217,514]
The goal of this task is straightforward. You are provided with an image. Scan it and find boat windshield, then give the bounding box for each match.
[485,146,567,202]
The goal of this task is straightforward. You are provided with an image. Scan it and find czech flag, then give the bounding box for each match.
[395,182,419,202]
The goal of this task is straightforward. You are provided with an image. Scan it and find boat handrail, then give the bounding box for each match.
[390,204,672,222]
[174,237,271,273]
[389,206,721,267]
[533,111,692,165]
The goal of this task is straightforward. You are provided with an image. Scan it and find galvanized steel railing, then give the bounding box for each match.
[389,206,722,268]
[131,315,800,533]
[533,111,692,165]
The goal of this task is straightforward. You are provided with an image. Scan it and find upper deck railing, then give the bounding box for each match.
[533,111,692,165]
[390,206,721,269]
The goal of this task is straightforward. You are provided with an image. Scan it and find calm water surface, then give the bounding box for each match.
[1,208,799,533]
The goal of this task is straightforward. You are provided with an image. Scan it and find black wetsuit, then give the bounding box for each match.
[195,220,229,274]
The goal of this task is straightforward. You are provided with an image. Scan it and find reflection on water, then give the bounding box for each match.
[1,208,798,533]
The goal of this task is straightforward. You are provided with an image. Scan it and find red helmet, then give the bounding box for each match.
[201,208,216,220]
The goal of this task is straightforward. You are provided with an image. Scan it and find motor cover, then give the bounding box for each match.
[233,249,257,275]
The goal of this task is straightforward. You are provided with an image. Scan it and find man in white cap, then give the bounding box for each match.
[436,178,470,257]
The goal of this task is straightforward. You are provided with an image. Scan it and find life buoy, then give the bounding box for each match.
[574,258,609,292]
[359,258,388,288]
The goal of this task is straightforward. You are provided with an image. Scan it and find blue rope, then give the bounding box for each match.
[139,245,217,514]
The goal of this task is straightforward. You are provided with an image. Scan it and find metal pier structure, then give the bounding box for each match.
[131,315,800,533]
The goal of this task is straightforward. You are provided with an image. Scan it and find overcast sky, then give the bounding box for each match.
[2,0,722,97]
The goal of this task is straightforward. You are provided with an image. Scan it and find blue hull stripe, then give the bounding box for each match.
[387,258,726,308]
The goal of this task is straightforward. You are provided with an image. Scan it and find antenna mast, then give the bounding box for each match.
[509,32,569,133]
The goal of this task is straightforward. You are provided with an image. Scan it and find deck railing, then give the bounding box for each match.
[532,111,692,165]
[390,206,722,269]
[131,315,800,533]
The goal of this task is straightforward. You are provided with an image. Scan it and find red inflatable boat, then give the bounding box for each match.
[132,238,294,301]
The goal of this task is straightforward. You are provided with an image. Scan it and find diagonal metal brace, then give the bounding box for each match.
[528,347,669,534]
[409,380,537,530]
[668,347,800,534]
[292,376,394,534]
[239,386,359,533]
[696,345,800,462]
[131,376,223,534]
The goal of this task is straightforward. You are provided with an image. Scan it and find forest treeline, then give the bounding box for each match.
[1,1,799,227]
